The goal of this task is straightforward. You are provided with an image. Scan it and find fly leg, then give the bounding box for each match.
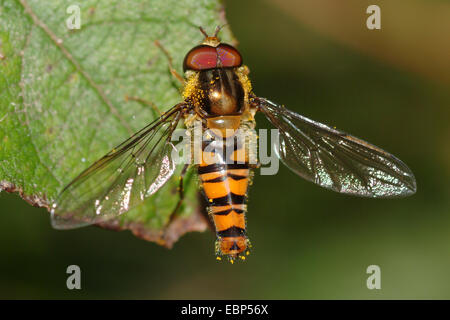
[124,95,162,118]
[171,163,190,221]
[154,40,185,85]
[125,39,186,116]
[160,164,190,242]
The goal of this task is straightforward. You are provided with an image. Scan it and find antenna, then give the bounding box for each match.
[199,26,209,38]
[213,24,228,37]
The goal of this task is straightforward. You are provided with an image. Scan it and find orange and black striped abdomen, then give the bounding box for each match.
[198,137,251,260]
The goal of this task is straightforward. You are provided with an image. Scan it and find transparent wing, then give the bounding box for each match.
[51,104,187,229]
[256,97,416,198]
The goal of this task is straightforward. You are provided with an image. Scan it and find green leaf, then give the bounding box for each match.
[0,0,232,247]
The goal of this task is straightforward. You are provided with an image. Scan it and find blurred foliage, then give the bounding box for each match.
[268,0,450,84]
[0,0,449,299]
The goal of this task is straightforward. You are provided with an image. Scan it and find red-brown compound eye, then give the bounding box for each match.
[183,45,218,71]
[216,43,242,68]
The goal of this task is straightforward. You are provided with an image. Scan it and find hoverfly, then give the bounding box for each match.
[51,26,417,262]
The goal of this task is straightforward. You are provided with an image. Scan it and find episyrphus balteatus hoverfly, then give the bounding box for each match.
[51,26,417,263]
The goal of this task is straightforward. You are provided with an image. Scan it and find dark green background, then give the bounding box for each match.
[1,0,449,299]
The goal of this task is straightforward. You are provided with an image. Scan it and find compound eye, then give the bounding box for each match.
[183,45,217,71]
[217,44,242,68]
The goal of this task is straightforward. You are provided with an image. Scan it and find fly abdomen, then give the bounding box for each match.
[198,136,252,261]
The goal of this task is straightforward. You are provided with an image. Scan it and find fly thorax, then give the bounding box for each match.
[198,68,245,116]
